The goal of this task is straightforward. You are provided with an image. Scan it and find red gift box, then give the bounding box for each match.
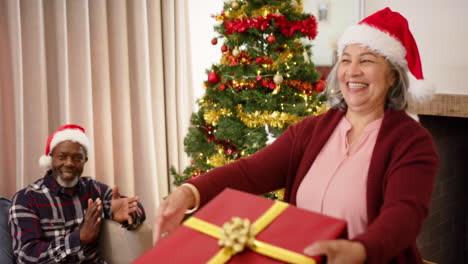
[134,188,347,264]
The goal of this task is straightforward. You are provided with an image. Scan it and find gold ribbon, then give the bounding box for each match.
[183,201,316,264]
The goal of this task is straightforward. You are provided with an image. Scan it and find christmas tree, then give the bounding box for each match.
[172,0,327,199]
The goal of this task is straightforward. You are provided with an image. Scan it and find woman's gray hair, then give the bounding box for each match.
[326,58,409,111]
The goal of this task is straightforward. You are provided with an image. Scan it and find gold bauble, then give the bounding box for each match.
[273,73,283,84]
[231,1,239,9]
[291,0,298,9]
[232,46,240,57]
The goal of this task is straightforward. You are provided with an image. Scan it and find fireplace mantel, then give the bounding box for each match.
[408,93,468,118]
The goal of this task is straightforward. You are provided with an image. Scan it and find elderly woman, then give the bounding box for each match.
[154,8,439,264]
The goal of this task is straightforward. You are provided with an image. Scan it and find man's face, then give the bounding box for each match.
[50,141,88,188]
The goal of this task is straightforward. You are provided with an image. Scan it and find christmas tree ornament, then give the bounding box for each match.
[315,79,326,93]
[220,84,226,91]
[303,49,310,63]
[221,45,228,52]
[231,1,239,10]
[272,86,280,94]
[291,0,298,9]
[232,46,240,56]
[211,38,218,45]
[273,73,283,85]
[208,72,221,84]
[267,34,276,44]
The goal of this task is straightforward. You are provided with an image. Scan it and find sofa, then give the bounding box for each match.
[0,197,152,263]
[0,198,14,264]
[98,219,153,263]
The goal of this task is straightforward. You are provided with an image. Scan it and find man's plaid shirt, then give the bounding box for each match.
[9,172,145,263]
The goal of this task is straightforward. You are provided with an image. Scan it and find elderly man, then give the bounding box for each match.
[9,124,145,263]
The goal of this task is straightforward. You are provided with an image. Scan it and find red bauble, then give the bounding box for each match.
[211,38,218,45]
[255,57,263,64]
[208,72,220,84]
[220,84,226,91]
[267,35,276,43]
[316,80,326,93]
[221,45,228,52]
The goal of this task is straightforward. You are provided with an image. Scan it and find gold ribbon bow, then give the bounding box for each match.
[183,201,316,264]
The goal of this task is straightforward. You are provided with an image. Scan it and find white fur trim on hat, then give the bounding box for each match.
[49,129,90,155]
[410,79,435,102]
[39,155,52,170]
[337,24,408,69]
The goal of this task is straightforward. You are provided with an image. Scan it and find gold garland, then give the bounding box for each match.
[204,108,232,126]
[225,2,302,19]
[235,105,303,128]
[251,5,278,18]
[200,100,328,129]
[316,103,329,115]
[218,1,304,20]
[293,0,304,13]
[275,188,285,200]
[207,153,236,167]
[276,45,294,63]
[225,4,248,19]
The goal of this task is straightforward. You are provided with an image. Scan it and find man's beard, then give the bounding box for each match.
[57,176,79,188]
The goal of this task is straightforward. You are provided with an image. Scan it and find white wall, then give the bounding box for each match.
[187,1,224,102]
[365,0,468,95]
[303,0,361,65]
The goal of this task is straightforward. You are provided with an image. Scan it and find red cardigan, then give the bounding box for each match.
[187,108,439,264]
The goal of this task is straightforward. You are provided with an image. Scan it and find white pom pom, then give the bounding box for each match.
[409,79,435,103]
[39,155,52,170]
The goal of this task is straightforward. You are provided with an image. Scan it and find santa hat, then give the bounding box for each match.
[39,124,90,170]
[337,7,434,102]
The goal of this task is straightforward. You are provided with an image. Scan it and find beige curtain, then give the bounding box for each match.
[0,0,193,223]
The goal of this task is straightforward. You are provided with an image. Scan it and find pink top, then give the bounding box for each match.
[296,116,383,238]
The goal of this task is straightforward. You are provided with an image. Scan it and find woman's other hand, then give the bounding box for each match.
[304,239,366,264]
[152,185,196,245]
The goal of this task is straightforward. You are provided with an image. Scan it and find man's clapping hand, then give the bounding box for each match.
[111,186,139,225]
[80,198,102,244]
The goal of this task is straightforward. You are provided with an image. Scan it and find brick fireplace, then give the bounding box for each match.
[409,94,468,263]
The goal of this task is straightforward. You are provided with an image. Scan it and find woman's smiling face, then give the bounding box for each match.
[338,44,395,114]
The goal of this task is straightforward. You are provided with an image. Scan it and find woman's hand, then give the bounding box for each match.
[152,185,196,245]
[303,239,366,264]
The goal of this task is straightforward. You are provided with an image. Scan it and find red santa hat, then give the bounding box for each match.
[39,124,90,170]
[337,7,434,102]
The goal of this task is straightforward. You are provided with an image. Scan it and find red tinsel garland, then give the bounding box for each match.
[199,123,239,157]
[210,78,321,94]
[224,14,318,40]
